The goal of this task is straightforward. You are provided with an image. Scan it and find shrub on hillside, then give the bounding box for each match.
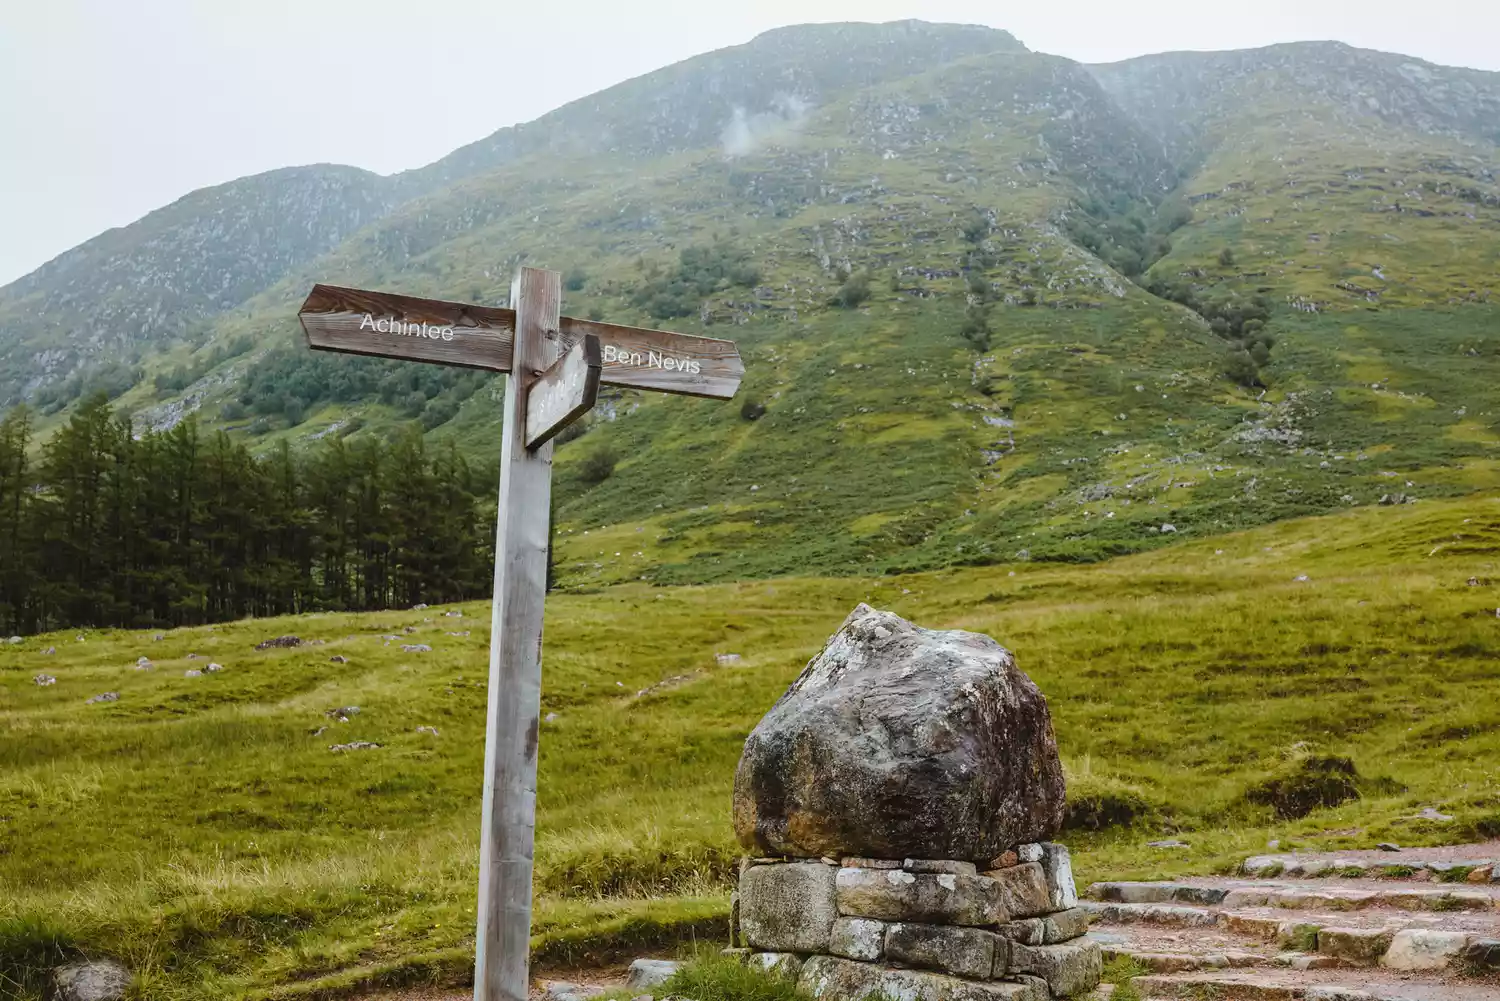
[1243,754,1360,819]
[830,270,871,309]
[579,446,618,484]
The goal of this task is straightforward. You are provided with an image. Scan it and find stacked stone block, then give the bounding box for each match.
[729,845,1099,1000]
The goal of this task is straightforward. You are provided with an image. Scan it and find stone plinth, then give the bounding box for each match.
[732,849,1099,1000]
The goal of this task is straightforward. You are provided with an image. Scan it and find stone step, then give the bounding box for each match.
[1085,882,1498,913]
[1241,855,1500,883]
[1129,970,1500,1000]
[1086,903,1500,973]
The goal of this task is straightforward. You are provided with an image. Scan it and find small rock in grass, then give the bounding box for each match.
[544,712,559,722]
[152,633,164,641]
[254,635,302,650]
[1377,842,1402,852]
[35,674,56,686]
[416,726,440,736]
[402,643,431,653]
[6,635,21,644]
[42,646,55,655]
[329,655,349,663]
[715,652,742,665]
[329,741,380,752]
[404,626,417,634]
[311,726,327,736]
[186,652,200,659]
[625,959,681,990]
[51,959,132,1001]
[206,663,223,672]
[446,630,470,636]
[412,603,428,610]
[86,692,118,704]
[184,669,202,678]
[1416,807,1453,822]
[136,656,151,667]
[1294,575,1310,582]
[444,610,463,617]
[1148,839,1189,848]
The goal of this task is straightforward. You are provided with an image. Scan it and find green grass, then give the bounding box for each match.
[3,493,1499,998]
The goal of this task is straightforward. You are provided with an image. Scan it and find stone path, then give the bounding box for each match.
[1082,843,1500,999]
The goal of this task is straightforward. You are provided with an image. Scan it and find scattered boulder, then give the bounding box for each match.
[444,610,463,617]
[6,635,22,644]
[42,646,55,655]
[254,636,302,650]
[326,706,360,721]
[184,669,202,678]
[85,692,118,704]
[416,725,440,735]
[34,674,56,686]
[50,959,132,1001]
[733,604,1065,861]
[136,656,151,667]
[716,652,743,665]
[544,983,603,1001]
[329,655,349,663]
[206,663,223,673]
[625,959,681,990]
[412,603,429,610]
[330,741,380,753]
[401,643,432,653]
[186,653,200,659]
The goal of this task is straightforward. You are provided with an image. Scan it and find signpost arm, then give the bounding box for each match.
[475,266,562,1001]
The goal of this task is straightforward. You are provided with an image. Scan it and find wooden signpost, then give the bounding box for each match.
[298,268,743,1001]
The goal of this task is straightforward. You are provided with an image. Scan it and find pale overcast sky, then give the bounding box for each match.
[2,0,1497,287]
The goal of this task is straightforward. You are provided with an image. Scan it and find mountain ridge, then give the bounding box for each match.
[2,20,1497,587]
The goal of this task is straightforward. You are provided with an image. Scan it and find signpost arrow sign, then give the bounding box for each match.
[525,334,601,449]
[300,283,743,399]
[296,269,741,1001]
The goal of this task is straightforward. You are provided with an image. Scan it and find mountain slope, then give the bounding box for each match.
[2,23,1498,588]
[0,165,407,407]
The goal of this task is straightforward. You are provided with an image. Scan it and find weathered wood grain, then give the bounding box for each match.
[298,283,516,371]
[474,268,560,1001]
[559,315,743,399]
[525,334,600,449]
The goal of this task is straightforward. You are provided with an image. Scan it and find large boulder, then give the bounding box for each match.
[733,605,1065,861]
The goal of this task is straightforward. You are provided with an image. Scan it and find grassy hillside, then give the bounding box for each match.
[3,494,1498,999]
[4,26,1498,589]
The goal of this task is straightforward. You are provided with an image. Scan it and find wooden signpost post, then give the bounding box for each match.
[297,268,743,1001]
